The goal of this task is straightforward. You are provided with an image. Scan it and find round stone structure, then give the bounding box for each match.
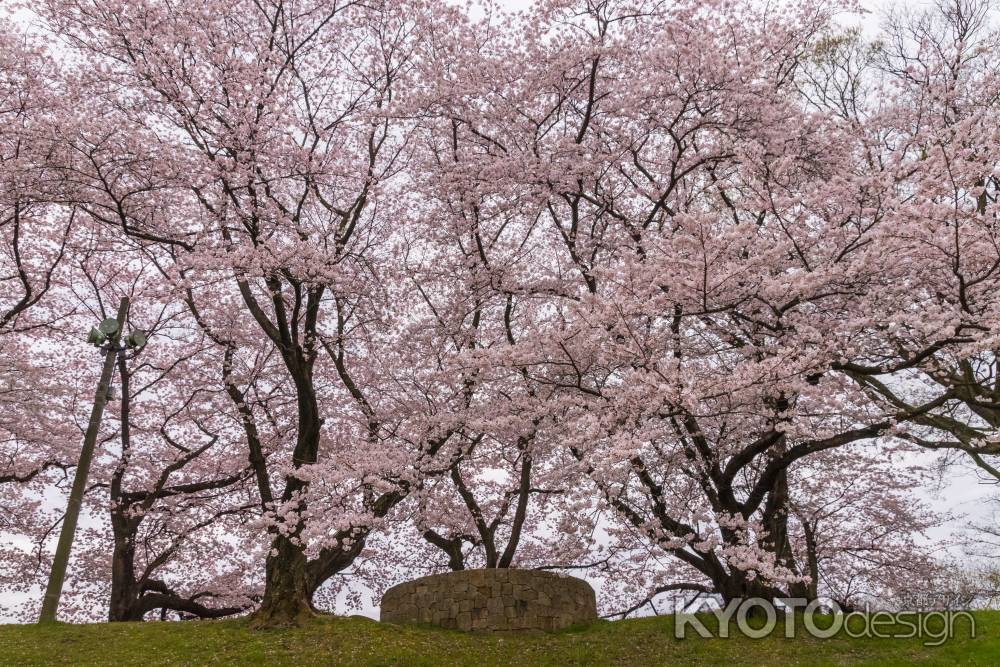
[380,569,598,632]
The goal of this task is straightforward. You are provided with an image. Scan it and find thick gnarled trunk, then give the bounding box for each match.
[108,534,141,622]
[251,534,316,627]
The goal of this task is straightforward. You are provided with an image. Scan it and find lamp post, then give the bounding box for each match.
[38,296,145,623]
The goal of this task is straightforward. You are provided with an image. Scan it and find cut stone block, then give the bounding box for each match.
[380,569,597,632]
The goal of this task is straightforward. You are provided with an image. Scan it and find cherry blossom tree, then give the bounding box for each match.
[414,0,958,603]
[102,287,260,622]
[0,237,268,622]
[0,19,79,497]
[826,1,1000,488]
[783,444,946,610]
[35,0,477,625]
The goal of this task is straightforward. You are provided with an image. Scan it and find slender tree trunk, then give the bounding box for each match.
[803,520,820,599]
[109,352,139,623]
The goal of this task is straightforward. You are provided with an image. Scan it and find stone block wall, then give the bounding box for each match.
[380,568,598,632]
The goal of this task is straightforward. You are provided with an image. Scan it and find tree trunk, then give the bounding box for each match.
[718,574,783,606]
[251,534,316,627]
[108,533,141,622]
[802,519,820,599]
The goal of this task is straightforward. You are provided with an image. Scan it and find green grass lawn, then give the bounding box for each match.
[0,611,993,666]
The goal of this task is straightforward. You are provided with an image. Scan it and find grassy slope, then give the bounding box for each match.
[0,611,994,666]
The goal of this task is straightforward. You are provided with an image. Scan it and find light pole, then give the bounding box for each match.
[38,296,146,623]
